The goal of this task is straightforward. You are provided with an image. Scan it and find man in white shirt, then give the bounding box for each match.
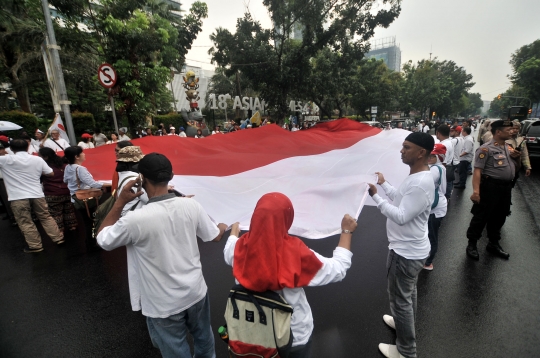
[118,127,131,142]
[97,153,228,358]
[455,127,474,189]
[44,129,70,153]
[0,139,64,253]
[93,128,108,147]
[178,127,187,137]
[436,124,455,199]
[449,125,463,191]
[31,129,46,151]
[167,127,178,136]
[368,132,435,358]
[422,123,430,133]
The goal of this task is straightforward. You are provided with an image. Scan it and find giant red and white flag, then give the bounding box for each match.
[84,119,410,238]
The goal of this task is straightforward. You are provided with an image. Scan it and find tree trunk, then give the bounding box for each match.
[10,70,32,113]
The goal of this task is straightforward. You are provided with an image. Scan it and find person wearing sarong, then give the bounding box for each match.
[39,148,77,231]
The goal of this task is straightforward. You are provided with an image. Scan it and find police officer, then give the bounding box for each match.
[465,120,520,260]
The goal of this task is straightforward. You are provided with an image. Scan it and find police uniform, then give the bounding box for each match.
[466,120,516,259]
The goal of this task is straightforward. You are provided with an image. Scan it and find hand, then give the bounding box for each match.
[341,214,357,232]
[230,222,240,237]
[368,183,377,197]
[117,176,144,205]
[167,185,175,191]
[470,192,480,204]
[217,223,228,232]
[526,169,531,177]
[509,149,521,159]
[375,172,385,185]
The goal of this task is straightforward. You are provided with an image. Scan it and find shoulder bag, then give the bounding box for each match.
[72,165,102,217]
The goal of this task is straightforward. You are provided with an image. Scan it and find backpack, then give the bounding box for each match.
[92,175,138,238]
[223,284,293,358]
[430,165,442,209]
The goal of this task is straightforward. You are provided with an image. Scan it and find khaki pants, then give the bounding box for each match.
[10,198,64,249]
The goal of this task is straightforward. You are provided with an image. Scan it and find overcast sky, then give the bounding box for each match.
[184,0,540,102]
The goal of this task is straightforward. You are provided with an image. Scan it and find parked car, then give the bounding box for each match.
[360,121,382,128]
[519,119,539,137]
[391,118,414,130]
[524,120,540,158]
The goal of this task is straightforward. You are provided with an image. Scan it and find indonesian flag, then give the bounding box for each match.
[48,113,70,142]
[84,119,410,239]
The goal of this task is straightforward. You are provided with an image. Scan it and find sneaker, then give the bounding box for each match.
[56,239,65,245]
[378,343,405,358]
[423,264,434,270]
[24,247,44,253]
[383,314,395,330]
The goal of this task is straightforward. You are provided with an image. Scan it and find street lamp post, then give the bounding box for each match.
[41,0,77,144]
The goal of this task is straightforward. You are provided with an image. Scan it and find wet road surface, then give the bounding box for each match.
[1,163,540,357]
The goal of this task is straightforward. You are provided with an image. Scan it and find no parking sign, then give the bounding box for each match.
[97,63,117,88]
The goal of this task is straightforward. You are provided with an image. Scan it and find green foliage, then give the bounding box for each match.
[510,39,540,102]
[71,111,96,136]
[489,85,530,118]
[401,59,474,118]
[209,0,401,121]
[153,113,187,130]
[0,110,38,134]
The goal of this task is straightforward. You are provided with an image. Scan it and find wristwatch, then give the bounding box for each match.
[342,229,353,234]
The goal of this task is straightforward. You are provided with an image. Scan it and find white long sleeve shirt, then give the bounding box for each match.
[224,235,352,347]
[371,171,434,259]
[440,138,455,167]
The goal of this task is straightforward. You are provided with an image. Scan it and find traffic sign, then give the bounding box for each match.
[98,63,117,88]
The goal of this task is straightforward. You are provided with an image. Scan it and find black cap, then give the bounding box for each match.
[405,132,435,152]
[137,153,173,183]
[491,120,513,129]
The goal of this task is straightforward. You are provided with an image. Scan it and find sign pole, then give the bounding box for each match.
[41,0,76,144]
[109,89,119,134]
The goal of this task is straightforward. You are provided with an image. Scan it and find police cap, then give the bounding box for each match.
[490,120,513,130]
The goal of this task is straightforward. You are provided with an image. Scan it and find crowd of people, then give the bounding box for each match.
[0,115,532,358]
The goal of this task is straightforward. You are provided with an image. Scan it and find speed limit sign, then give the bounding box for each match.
[98,63,117,88]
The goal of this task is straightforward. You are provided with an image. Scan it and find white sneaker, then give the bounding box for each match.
[383,314,396,330]
[378,343,405,358]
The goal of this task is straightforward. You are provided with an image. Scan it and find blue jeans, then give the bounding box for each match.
[146,293,216,358]
[426,214,444,266]
[387,250,426,358]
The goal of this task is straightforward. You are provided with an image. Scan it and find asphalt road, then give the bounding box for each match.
[1,160,540,357]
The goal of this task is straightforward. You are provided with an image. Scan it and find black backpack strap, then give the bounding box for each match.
[247,292,267,325]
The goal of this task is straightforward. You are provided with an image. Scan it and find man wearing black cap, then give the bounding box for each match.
[465,119,520,260]
[96,153,228,357]
[368,132,435,358]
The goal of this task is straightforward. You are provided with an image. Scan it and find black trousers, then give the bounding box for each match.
[466,181,512,245]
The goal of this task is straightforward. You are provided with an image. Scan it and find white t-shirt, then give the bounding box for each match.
[77,141,95,150]
[93,133,108,147]
[179,132,187,137]
[372,171,434,259]
[0,152,53,201]
[440,138,455,167]
[451,137,463,165]
[429,164,447,218]
[118,134,131,142]
[97,194,220,318]
[422,125,430,133]
[223,235,352,347]
[44,138,70,152]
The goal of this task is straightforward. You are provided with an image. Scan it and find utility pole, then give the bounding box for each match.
[41,0,76,144]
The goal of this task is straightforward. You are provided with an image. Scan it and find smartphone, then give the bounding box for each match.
[135,174,142,193]
[170,189,186,197]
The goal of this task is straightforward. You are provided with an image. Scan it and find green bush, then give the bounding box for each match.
[153,113,187,132]
[72,111,96,136]
[0,110,39,136]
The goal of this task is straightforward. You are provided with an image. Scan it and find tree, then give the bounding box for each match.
[489,85,529,118]
[509,39,540,103]
[0,0,44,112]
[209,0,401,121]
[350,58,402,119]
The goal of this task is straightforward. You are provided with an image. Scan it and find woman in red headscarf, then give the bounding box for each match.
[224,192,357,357]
